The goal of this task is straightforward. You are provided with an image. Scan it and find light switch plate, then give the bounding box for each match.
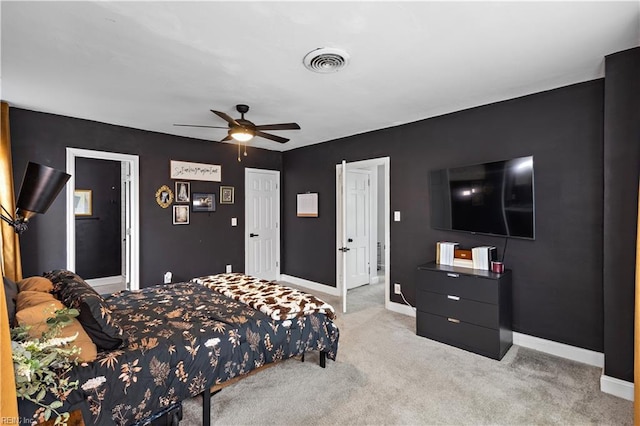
[394,211,401,222]
[231,217,237,226]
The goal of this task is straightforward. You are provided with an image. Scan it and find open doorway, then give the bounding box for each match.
[336,157,390,313]
[65,148,140,291]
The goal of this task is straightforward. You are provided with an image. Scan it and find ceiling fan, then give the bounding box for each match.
[174,104,301,144]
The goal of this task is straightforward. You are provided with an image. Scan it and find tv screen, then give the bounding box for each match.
[429,155,535,239]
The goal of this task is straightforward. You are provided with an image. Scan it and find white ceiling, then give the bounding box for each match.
[1,1,639,152]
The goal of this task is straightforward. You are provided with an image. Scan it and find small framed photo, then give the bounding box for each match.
[155,185,173,209]
[173,205,189,225]
[175,181,190,203]
[74,189,92,216]
[192,192,216,212]
[220,186,234,204]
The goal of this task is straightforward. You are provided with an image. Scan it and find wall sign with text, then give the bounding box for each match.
[170,160,221,182]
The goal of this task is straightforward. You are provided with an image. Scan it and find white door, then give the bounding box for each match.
[245,168,280,281]
[346,169,371,289]
[339,161,348,313]
[336,157,391,313]
[122,162,131,289]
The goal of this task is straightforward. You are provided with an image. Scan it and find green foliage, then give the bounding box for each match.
[11,307,81,425]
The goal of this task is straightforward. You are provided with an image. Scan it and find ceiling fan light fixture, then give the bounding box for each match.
[229,127,255,142]
[303,47,350,73]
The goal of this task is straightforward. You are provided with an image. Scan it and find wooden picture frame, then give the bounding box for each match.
[173,205,189,225]
[74,189,93,216]
[175,181,190,203]
[220,186,234,204]
[192,192,216,212]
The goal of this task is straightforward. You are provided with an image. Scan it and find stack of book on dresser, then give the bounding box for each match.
[436,242,497,271]
[471,246,497,270]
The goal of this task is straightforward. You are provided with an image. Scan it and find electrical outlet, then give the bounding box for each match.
[226,264,232,273]
[394,283,401,295]
[164,272,172,284]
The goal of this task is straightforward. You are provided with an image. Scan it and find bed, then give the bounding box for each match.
[13,270,339,426]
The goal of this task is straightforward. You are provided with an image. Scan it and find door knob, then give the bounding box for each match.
[348,238,353,243]
[249,233,259,237]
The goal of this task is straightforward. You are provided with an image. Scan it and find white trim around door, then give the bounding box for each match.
[65,148,140,290]
[336,157,390,312]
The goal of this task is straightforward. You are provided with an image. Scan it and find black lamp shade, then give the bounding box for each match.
[16,162,71,217]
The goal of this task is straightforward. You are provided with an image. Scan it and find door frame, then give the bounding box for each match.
[336,157,390,311]
[244,168,281,278]
[65,148,140,290]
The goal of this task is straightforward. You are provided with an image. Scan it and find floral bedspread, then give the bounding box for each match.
[192,273,336,320]
[18,282,339,425]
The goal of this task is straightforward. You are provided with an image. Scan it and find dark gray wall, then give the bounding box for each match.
[9,109,282,286]
[283,80,605,353]
[75,157,122,279]
[9,52,638,381]
[603,47,640,382]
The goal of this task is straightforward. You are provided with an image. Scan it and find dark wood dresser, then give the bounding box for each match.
[416,262,513,360]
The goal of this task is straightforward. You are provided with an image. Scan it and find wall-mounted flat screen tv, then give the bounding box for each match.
[429,155,535,239]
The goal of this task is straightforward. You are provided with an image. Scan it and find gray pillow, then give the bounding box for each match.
[3,276,18,327]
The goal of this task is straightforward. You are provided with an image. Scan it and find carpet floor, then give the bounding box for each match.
[180,282,633,425]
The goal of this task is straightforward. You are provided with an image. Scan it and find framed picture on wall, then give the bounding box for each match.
[192,192,216,212]
[155,185,173,209]
[173,205,189,225]
[74,189,92,216]
[175,181,190,203]
[220,186,234,204]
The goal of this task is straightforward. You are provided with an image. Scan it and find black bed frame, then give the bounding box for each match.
[200,350,328,426]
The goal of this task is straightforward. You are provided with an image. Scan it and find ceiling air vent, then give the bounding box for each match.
[303,47,350,73]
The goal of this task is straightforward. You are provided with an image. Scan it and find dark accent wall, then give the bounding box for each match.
[9,109,282,286]
[283,80,605,353]
[75,157,122,279]
[603,47,640,382]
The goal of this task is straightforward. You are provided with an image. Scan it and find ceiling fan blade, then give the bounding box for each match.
[211,110,240,126]
[254,123,301,131]
[174,124,228,129]
[220,135,232,142]
[255,131,289,143]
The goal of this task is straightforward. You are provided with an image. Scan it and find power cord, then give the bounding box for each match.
[398,288,416,311]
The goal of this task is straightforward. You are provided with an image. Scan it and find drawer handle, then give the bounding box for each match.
[447,317,460,324]
[446,273,460,278]
[447,295,460,301]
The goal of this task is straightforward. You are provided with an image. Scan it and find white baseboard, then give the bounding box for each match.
[279,274,340,296]
[600,375,634,401]
[513,332,604,368]
[386,300,416,317]
[512,332,633,401]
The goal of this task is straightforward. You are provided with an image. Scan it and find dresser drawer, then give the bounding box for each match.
[416,311,500,359]
[417,269,498,304]
[416,290,498,329]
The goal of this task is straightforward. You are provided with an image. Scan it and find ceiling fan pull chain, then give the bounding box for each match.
[238,143,242,162]
[244,142,248,157]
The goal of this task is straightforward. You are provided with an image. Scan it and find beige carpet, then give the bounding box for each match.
[181,282,633,425]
